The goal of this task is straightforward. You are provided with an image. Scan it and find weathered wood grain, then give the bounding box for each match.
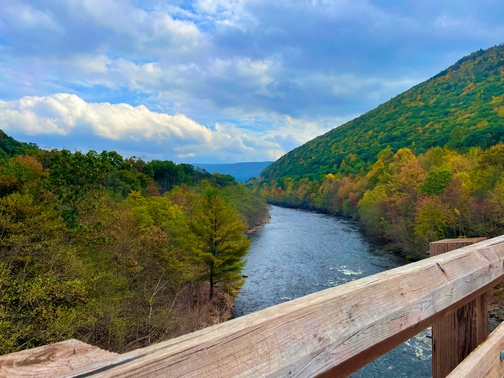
[447,321,504,378]
[430,238,488,378]
[0,339,116,378]
[59,235,504,378]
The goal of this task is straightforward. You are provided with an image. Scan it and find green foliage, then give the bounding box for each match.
[420,169,452,195]
[145,160,234,194]
[188,190,250,299]
[0,130,269,354]
[0,193,91,351]
[261,45,504,181]
[222,184,269,229]
[0,130,38,159]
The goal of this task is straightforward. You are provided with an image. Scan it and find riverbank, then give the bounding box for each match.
[205,212,271,324]
[245,215,271,234]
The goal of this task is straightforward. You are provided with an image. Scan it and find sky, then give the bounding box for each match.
[0,1,503,164]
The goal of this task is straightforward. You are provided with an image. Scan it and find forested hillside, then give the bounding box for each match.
[255,45,504,258]
[256,144,504,258]
[0,130,38,158]
[0,131,268,354]
[261,44,504,180]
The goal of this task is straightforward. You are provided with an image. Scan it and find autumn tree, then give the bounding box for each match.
[189,190,250,300]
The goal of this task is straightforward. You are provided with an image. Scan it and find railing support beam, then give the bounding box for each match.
[430,238,488,378]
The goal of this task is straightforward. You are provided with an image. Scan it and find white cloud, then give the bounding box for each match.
[262,114,354,146]
[1,1,62,31]
[0,93,286,162]
[66,0,203,52]
[2,1,504,164]
[71,55,112,74]
[288,73,420,106]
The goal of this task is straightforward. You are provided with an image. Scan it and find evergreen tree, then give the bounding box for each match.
[189,190,250,300]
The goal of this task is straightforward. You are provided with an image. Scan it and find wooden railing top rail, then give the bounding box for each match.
[0,340,117,378]
[57,235,504,378]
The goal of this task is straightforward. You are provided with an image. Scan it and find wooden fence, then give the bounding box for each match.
[1,236,504,377]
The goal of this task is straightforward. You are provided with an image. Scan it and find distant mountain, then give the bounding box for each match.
[261,44,504,180]
[195,161,272,183]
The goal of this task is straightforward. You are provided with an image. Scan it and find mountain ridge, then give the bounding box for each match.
[260,44,504,180]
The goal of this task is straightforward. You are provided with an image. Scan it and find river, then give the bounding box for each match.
[233,205,432,377]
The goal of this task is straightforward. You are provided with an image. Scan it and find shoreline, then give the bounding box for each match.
[245,216,271,235]
[262,202,504,329]
[216,214,272,322]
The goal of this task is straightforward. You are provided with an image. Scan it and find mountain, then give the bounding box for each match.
[0,130,38,159]
[260,44,504,180]
[194,161,272,183]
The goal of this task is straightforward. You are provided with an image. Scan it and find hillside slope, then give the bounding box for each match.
[261,44,504,180]
[0,130,38,158]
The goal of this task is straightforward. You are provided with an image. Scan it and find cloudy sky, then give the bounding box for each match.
[1,0,503,163]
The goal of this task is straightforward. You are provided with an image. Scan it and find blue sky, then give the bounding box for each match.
[0,0,503,163]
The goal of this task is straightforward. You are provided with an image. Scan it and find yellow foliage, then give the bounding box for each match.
[477,119,489,128]
[493,106,504,117]
[456,112,472,122]
[325,173,337,180]
[490,94,504,105]
[462,82,475,95]
[414,197,450,242]
[454,172,475,194]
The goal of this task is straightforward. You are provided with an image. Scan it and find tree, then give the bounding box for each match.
[414,196,451,243]
[189,190,250,300]
[420,168,452,195]
[0,193,90,353]
[358,184,389,236]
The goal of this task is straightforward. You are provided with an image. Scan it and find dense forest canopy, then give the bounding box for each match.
[0,131,268,354]
[260,44,504,181]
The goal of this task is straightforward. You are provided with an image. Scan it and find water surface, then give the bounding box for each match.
[233,205,431,377]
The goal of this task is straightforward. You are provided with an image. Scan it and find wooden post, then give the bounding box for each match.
[446,321,504,378]
[431,237,488,378]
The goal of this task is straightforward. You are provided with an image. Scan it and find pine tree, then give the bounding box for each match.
[189,190,250,300]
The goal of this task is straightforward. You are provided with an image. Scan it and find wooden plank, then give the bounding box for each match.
[430,238,488,378]
[447,321,504,378]
[65,236,504,378]
[0,339,116,378]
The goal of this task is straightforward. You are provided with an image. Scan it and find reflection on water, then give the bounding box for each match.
[233,205,431,377]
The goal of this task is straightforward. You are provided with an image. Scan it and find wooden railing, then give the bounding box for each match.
[2,236,504,377]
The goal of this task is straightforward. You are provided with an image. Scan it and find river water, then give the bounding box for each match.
[233,205,432,377]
